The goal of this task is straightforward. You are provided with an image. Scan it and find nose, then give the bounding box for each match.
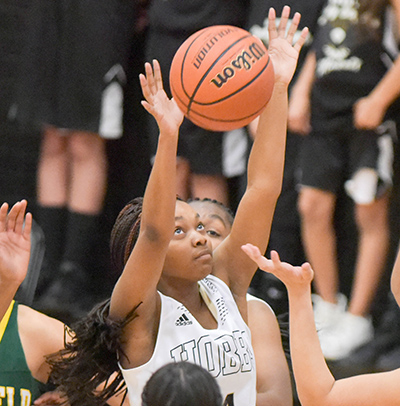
[192,229,207,247]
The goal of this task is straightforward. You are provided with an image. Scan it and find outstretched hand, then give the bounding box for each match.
[267,6,309,85]
[0,200,32,288]
[139,59,184,135]
[33,391,68,406]
[241,243,314,293]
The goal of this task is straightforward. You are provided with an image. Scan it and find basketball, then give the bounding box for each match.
[169,25,274,132]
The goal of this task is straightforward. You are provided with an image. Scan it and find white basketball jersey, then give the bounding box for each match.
[121,275,256,406]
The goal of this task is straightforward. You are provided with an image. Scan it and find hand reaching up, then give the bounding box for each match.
[268,6,309,86]
[241,243,314,294]
[139,59,184,136]
[0,200,32,288]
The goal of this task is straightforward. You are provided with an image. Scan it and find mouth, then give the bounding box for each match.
[195,249,213,260]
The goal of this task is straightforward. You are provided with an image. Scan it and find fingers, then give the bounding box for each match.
[268,6,308,51]
[23,212,32,241]
[267,7,278,41]
[0,200,31,236]
[293,27,309,53]
[145,61,156,94]
[270,250,281,263]
[140,59,165,112]
[277,5,290,38]
[14,199,27,235]
[0,202,9,232]
[241,243,262,261]
[286,12,300,44]
[139,71,152,103]
[152,59,163,93]
[6,201,20,233]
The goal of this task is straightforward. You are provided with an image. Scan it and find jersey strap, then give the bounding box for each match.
[0,300,15,344]
[198,284,218,321]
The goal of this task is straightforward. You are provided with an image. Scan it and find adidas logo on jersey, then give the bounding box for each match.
[175,313,193,326]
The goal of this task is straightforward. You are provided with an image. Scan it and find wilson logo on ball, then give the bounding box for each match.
[211,42,267,89]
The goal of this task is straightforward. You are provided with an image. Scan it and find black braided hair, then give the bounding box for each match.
[47,299,140,406]
[47,198,146,405]
[187,197,234,226]
[110,197,143,276]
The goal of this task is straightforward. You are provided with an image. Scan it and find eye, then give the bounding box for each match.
[197,223,205,231]
[207,229,221,238]
[174,227,184,235]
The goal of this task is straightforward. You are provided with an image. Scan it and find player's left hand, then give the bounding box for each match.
[139,59,184,136]
[241,243,314,293]
[267,6,309,85]
[0,200,32,288]
[34,391,69,405]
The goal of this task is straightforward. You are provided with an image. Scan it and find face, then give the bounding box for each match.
[162,200,213,283]
[188,201,232,250]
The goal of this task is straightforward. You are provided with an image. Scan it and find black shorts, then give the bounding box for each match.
[298,121,396,201]
[12,0,136,138]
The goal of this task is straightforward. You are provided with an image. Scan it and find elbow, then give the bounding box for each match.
[250,179,283,201]
[142,224,170,245]
[297,391,334,406]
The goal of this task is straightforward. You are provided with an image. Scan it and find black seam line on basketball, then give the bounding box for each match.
[190,56,271,107]
[170,81,193,114]
[179,28,210,102]
[189,100,268,123]
[184,33,253,114]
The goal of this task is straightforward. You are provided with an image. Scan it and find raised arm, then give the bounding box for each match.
[213,6,308,297]
[0,200,32,320]
[242,243,400,406]
[109,61,183,328]
[353,0,400,129]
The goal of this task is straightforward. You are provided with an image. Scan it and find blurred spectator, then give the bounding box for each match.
[246,0,325,317]
[291,0,400,360]
[9,0,137,322]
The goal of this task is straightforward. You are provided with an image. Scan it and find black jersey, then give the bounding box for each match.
[311,0,398,130]
[147,0,249,35]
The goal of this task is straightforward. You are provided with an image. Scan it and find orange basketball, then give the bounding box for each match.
[169,25,274,132]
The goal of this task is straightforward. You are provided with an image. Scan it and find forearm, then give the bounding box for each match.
[288,286,336,406]
[367,57,400,113]
[247,81,289,194]
[141,129,179,237]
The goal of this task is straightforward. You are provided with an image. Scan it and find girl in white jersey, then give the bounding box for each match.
[49,7,307,406]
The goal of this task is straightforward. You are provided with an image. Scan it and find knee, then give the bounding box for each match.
[41,128,67,157]
[355,197,389,232]
[69,131,105,163]
[298,188,334,224]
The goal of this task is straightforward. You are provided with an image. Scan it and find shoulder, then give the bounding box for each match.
[18,304,66,383]
[247,293,274,313]
[18,304,66,341]
[246,294,277,326]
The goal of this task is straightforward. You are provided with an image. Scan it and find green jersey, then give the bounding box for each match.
[0,301,43,405]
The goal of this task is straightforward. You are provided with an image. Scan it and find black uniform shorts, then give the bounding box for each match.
[298,121,396,202]
[12,0,136,138]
